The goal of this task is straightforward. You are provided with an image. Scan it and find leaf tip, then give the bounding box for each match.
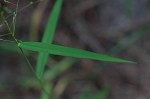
[121,60,137,64]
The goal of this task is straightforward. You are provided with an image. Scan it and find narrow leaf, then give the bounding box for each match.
[36,0,63,79]
[18,42,135,63]
[110,23,150,54]
[42,0,63,43]
[125,0,132,17]
[43,58,76,81]
[41,83,53,99]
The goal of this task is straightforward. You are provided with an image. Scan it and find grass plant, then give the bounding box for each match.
[0,0,136,98]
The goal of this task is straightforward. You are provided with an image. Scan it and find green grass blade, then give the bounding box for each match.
[0,42,19,53]
[40,58,75,99]
[41,83,53,99]
[18,42,135,63]
[36,0,63,79]
[42,0,63,43]
[43,58,76,81]
[36,53,49,78]
[3,7,13,14]
[125,0,132,17]
[110,23,150,54]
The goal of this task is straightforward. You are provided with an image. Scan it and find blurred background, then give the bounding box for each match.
[0,0,150,99]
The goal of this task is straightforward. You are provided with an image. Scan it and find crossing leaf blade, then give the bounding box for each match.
[36,0,63,79]
[42,0,63,43]
[18,42,135,64]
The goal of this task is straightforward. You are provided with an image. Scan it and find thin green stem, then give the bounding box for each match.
[19,47,50,96]
[0,11,50,97]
